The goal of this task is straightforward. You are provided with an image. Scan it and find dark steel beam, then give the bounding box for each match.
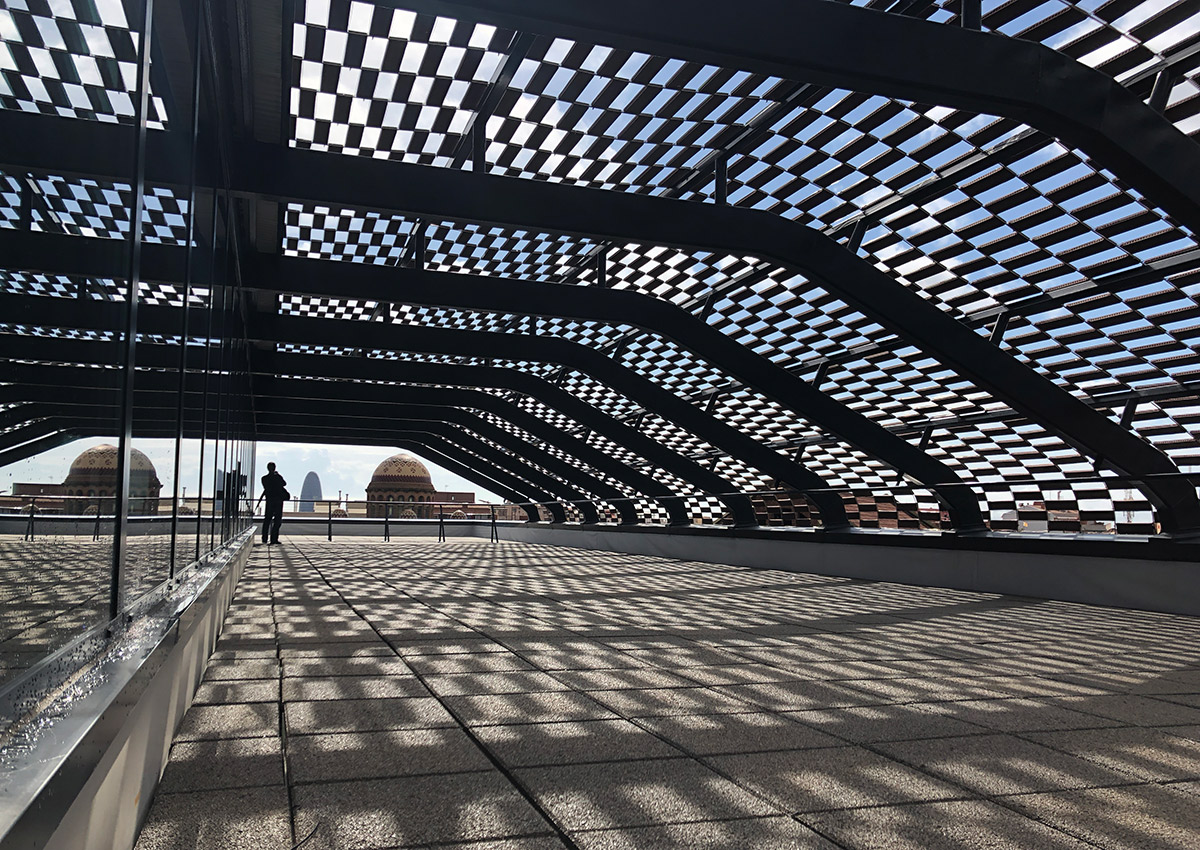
[268,357,721,528]
[231,154,1195,535]
[448,31,537,170]
[4,143,1197,531]
[254,376,647,525]
[2,362,621,523]
[246,257,886,527]
[0,333,713,527]
[2,367,589,520]
[0,297,777,529]
[1,355,656,525]
[8,0,1200,245]
[11,400,550,521]
[0,423,83,468]
[253,316,823,529]
[390,438,541,522]
[251,388,627,525]
[248,253,971,523]
[391,429,567,523]
[14,231,1197,399]
[252,417,576,524]
[256,414,590,524]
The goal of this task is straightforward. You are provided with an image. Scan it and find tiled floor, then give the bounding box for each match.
[135,538,1200,849]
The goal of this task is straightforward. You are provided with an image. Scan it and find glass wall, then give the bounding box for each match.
[0,0,255,689]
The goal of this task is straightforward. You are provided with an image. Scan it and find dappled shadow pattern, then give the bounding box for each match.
[137,539,1200,849]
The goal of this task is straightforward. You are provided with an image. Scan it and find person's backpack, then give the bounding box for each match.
[281,487,290,501]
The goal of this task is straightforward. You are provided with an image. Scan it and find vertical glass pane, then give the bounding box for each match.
[0,433,118,686]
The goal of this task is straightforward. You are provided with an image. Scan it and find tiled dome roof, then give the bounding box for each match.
[370,453,433,486]
[68,444,157,475]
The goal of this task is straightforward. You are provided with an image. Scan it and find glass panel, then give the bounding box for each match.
[0,433,119,686]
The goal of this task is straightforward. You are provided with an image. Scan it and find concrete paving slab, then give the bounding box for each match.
[706,746,962,812]
[287,727,492,784]
[291,772,550,849]
[134,785,292,850]
[518,649,650,672]
[516,758,781,831]
[1022,726,1200,782]
[473,719,682,767]
[572,815,839,849]
[839,676,1013,703]
[637,711,844,755]
[282,675,431,702]
[175,703,280,741]
[158,737,285,794]
[937,698,1124,733]
[136,540,1200,850]
[801,799,1093,849]
[388,638,512,656]
[202,660,280,681]
[787,703,992,743]
[278,644,397,659]
[551,668,699,691]
[666,663,809,687]
[1000,783,1200,850]
[209,649,279,661]
[193,679,280,705]
[587,686,757,718]
[377,627,486,643]
[1052,694,1200,727]
[407,653,537,675]
[423,671,573,696]
[282,657,415,678]
[285,697,457,735]
[716,680,884,712]
[411,839,568,850]
[1161,724,1200,744]
[443,692,618,726]
[617,646,751,669]
[878,733,1135,796]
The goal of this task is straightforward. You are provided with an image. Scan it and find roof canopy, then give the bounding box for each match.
[2,0,1199,536]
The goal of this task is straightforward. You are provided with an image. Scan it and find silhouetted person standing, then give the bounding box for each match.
[258,462,288,545]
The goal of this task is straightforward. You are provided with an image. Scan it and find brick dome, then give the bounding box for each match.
[68,444,158,474]
[366,452,436,518]
[62,444,162,515]
[369,453,434,489]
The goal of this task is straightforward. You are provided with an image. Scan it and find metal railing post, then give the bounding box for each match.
[327,500,333,541]
[384,503,390,541]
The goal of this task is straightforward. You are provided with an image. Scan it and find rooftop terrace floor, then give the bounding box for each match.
[136,538,1200,849]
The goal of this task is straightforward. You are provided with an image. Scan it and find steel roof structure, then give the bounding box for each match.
[3,0,1200,540]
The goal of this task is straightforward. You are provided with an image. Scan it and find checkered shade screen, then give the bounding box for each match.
[1,0,168,127]
[6,0,1200,532]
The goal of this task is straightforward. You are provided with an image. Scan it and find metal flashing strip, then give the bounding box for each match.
[0,528,253,850]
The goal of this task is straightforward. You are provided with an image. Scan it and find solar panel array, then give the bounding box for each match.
[4,0,1200,533]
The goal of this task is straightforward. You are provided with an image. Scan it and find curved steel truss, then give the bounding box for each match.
[3,0,1200,541]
